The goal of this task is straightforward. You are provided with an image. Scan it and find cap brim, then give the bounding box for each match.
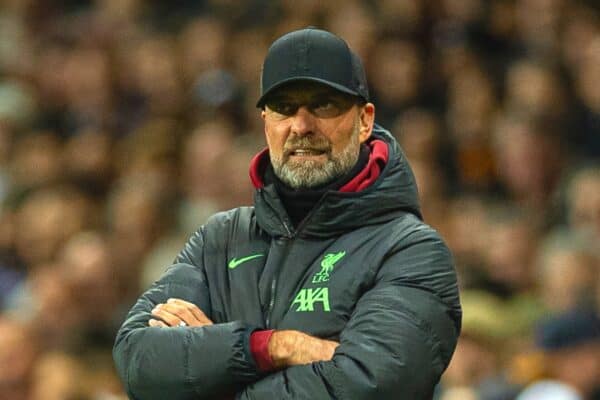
[256,76,363,108]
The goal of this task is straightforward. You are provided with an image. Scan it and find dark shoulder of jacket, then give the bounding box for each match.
[381,214,461,314]
[385,214,445,250]
[173,206,257,267]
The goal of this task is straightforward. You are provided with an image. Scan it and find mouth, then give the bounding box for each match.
[288,148,328,157]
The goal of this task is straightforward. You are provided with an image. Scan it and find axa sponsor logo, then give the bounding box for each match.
[291,287,331,312]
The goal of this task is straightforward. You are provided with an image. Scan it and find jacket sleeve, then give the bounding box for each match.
[237,226,462,400]
[113,230,262,400]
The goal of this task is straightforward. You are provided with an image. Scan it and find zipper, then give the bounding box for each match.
[262,191,330,327]
[265,277,277,327]
[293,192,329,233]
[265,221,293,327]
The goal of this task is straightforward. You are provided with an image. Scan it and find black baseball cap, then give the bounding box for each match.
[256,27,369,108]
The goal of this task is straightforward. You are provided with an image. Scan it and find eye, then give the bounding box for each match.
[266,101,298,116]
[312,100,336,112]
[309,94,355,118]
[310,98,347,118]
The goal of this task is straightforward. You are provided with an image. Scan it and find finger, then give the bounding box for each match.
[167,298,210,321]
[151,306,182,327]
[149,318,168,328]
[167,298,213,325]
[158,303,201,326]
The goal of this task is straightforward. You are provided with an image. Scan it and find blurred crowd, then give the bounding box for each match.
[0,0,598,399]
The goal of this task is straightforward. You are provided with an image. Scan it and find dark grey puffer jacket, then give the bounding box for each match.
[113,125,462,400]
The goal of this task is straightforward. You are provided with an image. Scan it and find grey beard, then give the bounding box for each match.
[271,125,361,190]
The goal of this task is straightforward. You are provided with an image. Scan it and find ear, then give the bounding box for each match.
[261,110,266,120]
[358,103,375,143]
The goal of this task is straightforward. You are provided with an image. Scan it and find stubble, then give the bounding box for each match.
[271,120,361,190]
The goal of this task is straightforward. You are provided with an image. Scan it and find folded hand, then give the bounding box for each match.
[149,298,213,328]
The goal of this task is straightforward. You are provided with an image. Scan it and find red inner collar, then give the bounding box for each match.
[249,139,388,193]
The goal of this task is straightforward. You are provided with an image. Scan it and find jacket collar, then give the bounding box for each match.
[251,125,422,238]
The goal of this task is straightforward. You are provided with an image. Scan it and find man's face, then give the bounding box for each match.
[261,82,374,189]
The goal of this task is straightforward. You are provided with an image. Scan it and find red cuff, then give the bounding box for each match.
[250,329,275,371]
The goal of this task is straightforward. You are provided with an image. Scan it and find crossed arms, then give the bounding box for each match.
[150,298,339,370]
[113,228,460,399]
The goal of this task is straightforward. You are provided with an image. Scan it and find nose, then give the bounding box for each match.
[290,106,316,136]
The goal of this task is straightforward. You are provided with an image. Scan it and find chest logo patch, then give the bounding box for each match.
[228,253,264,269]
[291,287,330,312]
[311,251,346,283]
[290,251,345,313]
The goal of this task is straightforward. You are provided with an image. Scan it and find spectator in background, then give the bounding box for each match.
[107,177,172,300]
[446,64,497,191]
[59,232,122,345]
[571,37,600,159]
[63,128,114,197]
[326,0,375,60]
[514,0,565,57]
[504,60,568,120]
[484,206,540,298]
[369,38,425,127]
[443,195,490,287]
[178,17,228,85]
[517,309,600,400]
[492,114,564,218]
[29,351,86,400]
[565,165,600,240]
[178,118,237,216]
[9,131,63,193]
[7,261,83,349]
[441,331,500,400]
[536,230,598,313]
[0,317,38,400]
[393,108,452,226]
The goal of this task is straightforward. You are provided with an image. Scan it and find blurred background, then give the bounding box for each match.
[0,0,598,399]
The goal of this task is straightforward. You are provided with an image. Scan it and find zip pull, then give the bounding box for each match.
[283,222,293,238]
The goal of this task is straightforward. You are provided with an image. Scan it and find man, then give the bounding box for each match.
[113,27,461,399]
